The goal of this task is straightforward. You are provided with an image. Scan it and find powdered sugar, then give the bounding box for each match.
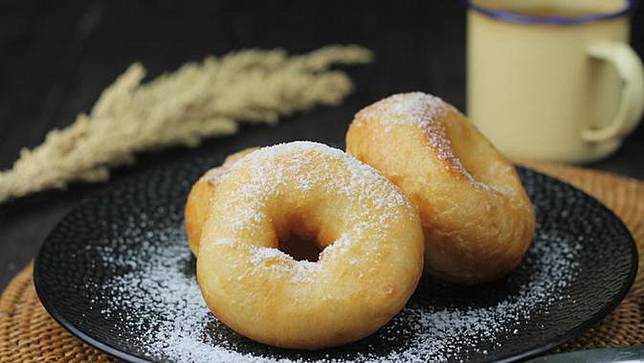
[210,141,412,245]
[94,227,287,362]
[249,246,291,264]
[224,142,408,205]
[248,246,321,284]
[319,233,351,258]
[356,92,450,133]
[94,221,583,362]
[354,92,509,194]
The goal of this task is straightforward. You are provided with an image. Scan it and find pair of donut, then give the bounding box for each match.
[184,92,535,350]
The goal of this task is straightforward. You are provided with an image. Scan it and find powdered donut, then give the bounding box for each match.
[184,147,258,255]
[196,142,424,349]
[346,92,535,284]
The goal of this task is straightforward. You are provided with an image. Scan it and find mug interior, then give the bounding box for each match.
[468,0,633,24]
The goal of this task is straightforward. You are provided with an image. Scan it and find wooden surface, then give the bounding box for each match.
[1,0,644,290]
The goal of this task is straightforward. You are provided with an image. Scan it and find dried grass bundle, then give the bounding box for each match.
[0,45,372,203]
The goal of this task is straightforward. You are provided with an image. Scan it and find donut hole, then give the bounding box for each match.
[443,116,514,192]
[278,235,323,262]
[272,212,333,263]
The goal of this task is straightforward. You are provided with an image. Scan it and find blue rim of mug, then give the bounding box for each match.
[464,0,635,25]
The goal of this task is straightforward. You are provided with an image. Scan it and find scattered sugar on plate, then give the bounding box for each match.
[94,221,582,363]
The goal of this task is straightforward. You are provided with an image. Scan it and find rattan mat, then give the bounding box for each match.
[1,163,643,362]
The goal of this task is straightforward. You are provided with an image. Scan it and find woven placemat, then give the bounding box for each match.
[1,163,642,362]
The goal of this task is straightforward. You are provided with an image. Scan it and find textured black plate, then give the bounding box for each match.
[34,156,637,363]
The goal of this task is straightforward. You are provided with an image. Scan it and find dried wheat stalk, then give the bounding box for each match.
[0,45,372,203]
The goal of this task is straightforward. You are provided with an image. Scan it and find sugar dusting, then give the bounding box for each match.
[95,221,582,362]
[356,92,451,133]
[95,227,279,362]
[211,142,414,274]
[355,92,503,193]
[221,142,409,209]
[249,246,321,284]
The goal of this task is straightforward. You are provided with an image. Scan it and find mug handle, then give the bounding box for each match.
[582,42,644,142]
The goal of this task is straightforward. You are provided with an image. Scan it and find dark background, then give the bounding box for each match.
[1,0,643,290]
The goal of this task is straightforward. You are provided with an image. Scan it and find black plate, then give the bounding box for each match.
[34,155,638,363]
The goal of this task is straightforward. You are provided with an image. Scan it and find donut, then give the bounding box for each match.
[196,142,424,349]
[346,92,535,284]
[184,147,257,255]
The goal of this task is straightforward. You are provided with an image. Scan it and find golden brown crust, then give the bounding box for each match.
[184,147,259,255]
[346,92,535,284]
[196,142,423,349]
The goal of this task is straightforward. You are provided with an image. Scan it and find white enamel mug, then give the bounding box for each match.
[467,0,644,162]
